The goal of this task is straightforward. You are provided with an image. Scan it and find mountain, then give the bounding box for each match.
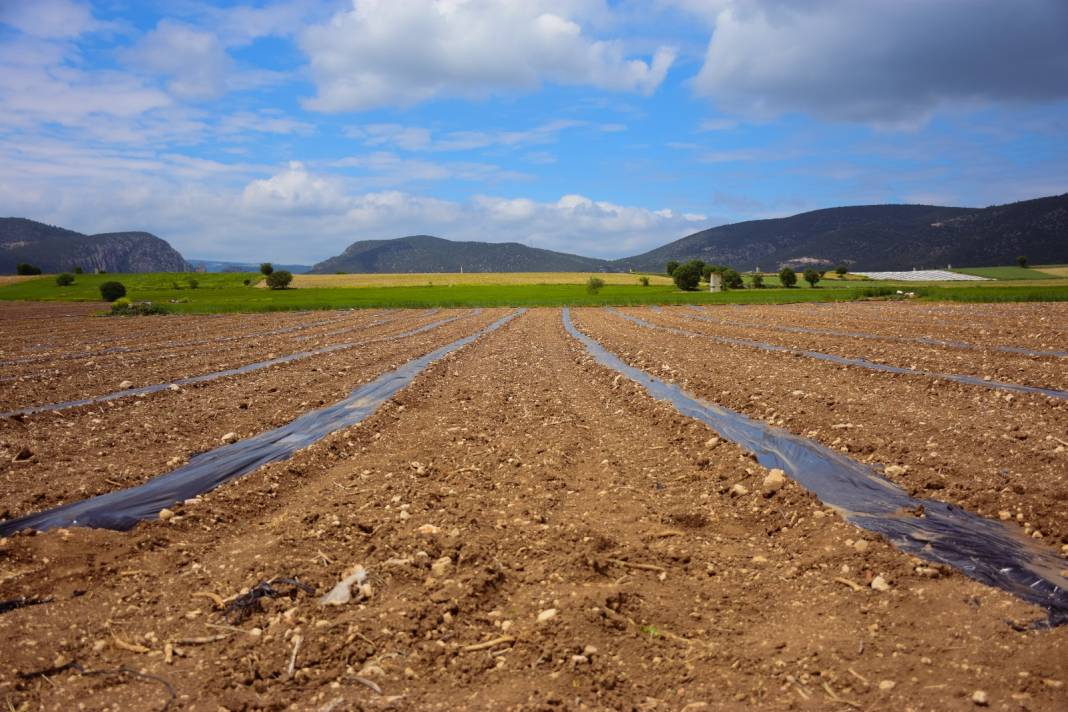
[1,218,189,273]
[613,193,1068,272]
[310,234,614,274]
[187,259,311,274]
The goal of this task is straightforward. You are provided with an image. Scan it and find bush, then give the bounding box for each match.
[55,273,75,286]
[665,260,680,276]
[750,273,765,288]
[672,262,702,291]
[779,267,797,288]
[835,264,848,276]
[1017,255,1028,268]
[16,263,41,275]
[73,266,84,274]
[722,268,744,289]
[265,270,293,290]
[260,262,274,275]
[243,278,251,286]
[586,276,605,294]
[187,277,199,289]
[639,275,650,287]
[803,268,821,287]
[110,300,168,316]
[99,280,126,302]
[171,281,182,290]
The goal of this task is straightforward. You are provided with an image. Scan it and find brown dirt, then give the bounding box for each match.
[0,307,1066,710]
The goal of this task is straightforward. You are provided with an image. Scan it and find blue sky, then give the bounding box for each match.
[1,0,1066,263]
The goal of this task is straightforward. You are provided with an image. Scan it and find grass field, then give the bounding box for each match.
[1035,265,1068,278]
[951,266,1058,280]
[2,270,1067,312]
[287,272,676,287]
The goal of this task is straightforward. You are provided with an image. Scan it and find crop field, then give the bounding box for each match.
[1,299,1067,709]
[286,272,677,288]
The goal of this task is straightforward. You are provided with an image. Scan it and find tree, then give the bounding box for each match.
[187,277,199,289]
[586,276,605,294]
[721,268,744,289]
[638,276,650,287]
[265,270,293,290]
[16,263,41,275]
[803,268,821,287]
[779,267,797,288]
[688,260,706,277]
[1017,255,1028,268]
[99,281,126,302]
[672,261,702,291]
[260,262,274,276]
[665,260,680,276]
[835,264,848,277]
[750,273,765,288]
[55,273,74,286]
[73,266,84,274]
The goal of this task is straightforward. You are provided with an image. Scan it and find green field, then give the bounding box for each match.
[951,266,1058,280]
[2,270,1067,312]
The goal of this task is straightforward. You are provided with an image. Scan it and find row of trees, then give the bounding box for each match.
[665,260,834,291]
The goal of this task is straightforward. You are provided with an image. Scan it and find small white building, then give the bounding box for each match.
[709,273,723,292]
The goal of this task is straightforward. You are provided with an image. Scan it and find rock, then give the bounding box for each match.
[12,446,32,462]
[537,608,557,623]
[971,690,988,706]
[878,680,896,691]
[705,437,721,448]
[730,484,749,497]
[853,540,869,554]
[998,510,1012,521]
[319,565,368,606]
[221,432,239,444]
[416,524,440,536]
[884,465,907,477]
[583,644,598,656]
[431,556,452,577]
[762,469,785,495]
[118,380,134,389]
[158,508,175,521]
[168,384,180,392]
[871,575,891,592]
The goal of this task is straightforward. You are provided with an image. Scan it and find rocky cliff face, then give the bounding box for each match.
[0,219,189,273]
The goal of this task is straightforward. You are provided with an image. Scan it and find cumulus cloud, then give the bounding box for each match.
[0,0,98,39]
[300,0,676,111]
[692,0,1068,126]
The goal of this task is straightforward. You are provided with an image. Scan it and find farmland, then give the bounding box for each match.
[1,299,1066,709]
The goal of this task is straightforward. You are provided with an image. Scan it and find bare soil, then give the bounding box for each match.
[0,304,1065,710]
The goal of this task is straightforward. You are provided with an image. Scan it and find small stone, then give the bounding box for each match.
[118,380,134,389]
[884,465,907,477]
[762,469,785,495]
[221,432,239,444]
[878,680,896,691]
[571,655,589,664]
[853,540,869,554]
[158,508,175,521]
[730,484,749,497]
[583,644,598,656]
[537,608,557,623]
[971,690,988,706]
[168,384,180,392]
[705,437,720,448]
[431,556,452,577]
[871,575,891,592]
[417,524,440,536]
[998,510,1012,521]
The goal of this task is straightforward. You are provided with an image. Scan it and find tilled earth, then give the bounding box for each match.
[1,303,1066,711]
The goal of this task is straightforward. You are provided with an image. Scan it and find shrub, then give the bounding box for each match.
[73,266,84,274]
[260,262,274,275]
[265,270,293,290]
[835,264,848,276]
[665,260,680,276]
[99,280,126,302]
[672,262,702,291]
[779,267,797,288]
[803,268,821,287]
[112,297,131,309]
[243,278,251,286]
[639,275,650,287]
[586,276,605,294]
[110,300,168,316]
[16,263,41,275]
[1017,255,1028,268]
[750,273,765,288]
[171,281,182,290]
[55,273,75,286]
[721,268,744,289]
[187,277,199,289]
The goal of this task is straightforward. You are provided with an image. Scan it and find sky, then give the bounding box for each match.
[1,0,1066,264]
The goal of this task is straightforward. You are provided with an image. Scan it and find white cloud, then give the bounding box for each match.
[300,0,676,111]
[330,152,529,186]
[344,120,622,152]
[0,0,98,39]
[692,0,1068,126]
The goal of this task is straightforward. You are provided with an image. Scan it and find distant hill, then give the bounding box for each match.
[310,234,614,274]
[188,259,311,274]
[0,218,189,273]
[613,193,1068,272]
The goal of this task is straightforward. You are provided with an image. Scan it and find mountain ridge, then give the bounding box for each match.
[0,218,189,273]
